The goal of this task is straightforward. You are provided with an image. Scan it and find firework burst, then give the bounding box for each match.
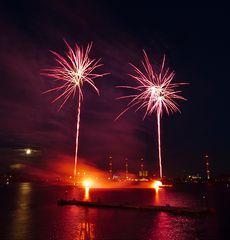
[117,51,187,178]
[43,40,107,185]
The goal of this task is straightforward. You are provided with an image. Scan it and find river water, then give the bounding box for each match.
[1,182,229,240]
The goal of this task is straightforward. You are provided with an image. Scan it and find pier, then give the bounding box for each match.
[57,199,213,216]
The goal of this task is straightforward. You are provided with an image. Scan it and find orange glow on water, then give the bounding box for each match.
[82,179,92,200]
[152,180,163,191]
[84,187,90,200]
[154,187,160,205]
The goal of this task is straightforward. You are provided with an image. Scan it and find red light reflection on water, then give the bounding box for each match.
[61,205,95,240]
[152,180,163,205]
[152,180,163,191]
[153,187,162,205]
[154,212,176,240]
[84,187,90,201]
[77,209,94,240]
[82,179,92,201]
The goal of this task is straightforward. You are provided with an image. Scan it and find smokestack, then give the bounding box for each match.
[140,157,144,172]
[138,157,148,179]
[108,156,113,179]
[125,157,128,179]
[204,154,210,180]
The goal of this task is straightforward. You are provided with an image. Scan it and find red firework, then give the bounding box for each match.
[117,50,187,178]
[43,40,107,185]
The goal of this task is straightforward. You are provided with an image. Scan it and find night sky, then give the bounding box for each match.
[0,2,229,177]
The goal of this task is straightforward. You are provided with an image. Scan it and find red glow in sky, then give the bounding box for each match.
[0,4,229,177]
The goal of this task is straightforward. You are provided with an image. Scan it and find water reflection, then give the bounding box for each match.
[152,212,190,240]
[153,187,162,205]
[84,187,90,201]
[11,182,32,240]
[76,208,95,240]
[1,184,225,240]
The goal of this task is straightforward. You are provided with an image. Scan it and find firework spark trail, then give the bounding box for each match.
[117,51,187,178]
[157,110,162,179]
[74,93,81,184]
[43,40,107,185]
